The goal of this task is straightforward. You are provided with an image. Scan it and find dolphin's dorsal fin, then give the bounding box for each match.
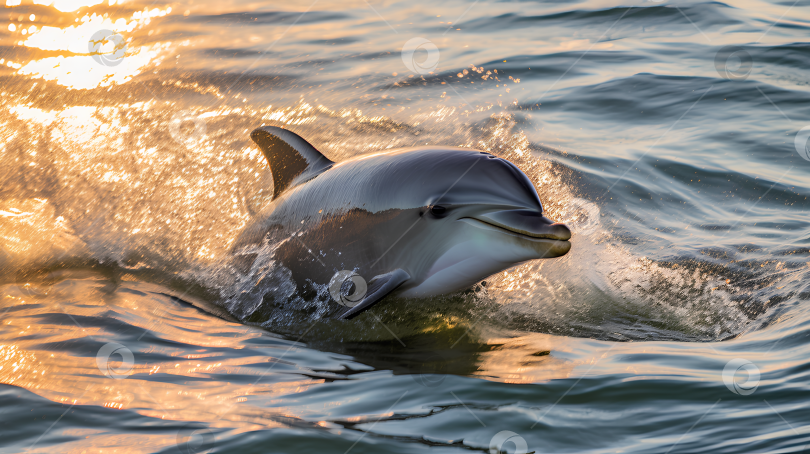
[250,126,334,199]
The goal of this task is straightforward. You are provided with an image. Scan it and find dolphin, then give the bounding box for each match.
[232,126,571,319]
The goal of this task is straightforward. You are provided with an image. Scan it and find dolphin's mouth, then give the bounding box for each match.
[462,209,572,241]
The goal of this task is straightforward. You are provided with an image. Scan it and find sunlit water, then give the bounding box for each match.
[1,0,809,452]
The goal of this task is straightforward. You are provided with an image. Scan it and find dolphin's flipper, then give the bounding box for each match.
[337,269,410,320]
[250,126,334,199]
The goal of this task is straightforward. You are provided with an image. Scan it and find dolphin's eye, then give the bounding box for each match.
[429,205,447,217]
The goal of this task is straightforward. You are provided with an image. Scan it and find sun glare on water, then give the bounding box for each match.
[5,0,172,89]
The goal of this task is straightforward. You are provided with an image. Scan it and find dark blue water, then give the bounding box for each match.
[1,0,809,452]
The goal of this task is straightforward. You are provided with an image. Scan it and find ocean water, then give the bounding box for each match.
[1,0,810,452]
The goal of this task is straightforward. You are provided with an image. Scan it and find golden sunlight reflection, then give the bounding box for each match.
[474,333,578,384]
[17,48,159,90]
[0,198,84,258]
[0,276,315,452]
[7,3,172,89]
[6,0,119,11]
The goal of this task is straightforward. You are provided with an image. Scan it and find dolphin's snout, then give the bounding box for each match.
[548,221,572,241]
[471,210,572,241]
